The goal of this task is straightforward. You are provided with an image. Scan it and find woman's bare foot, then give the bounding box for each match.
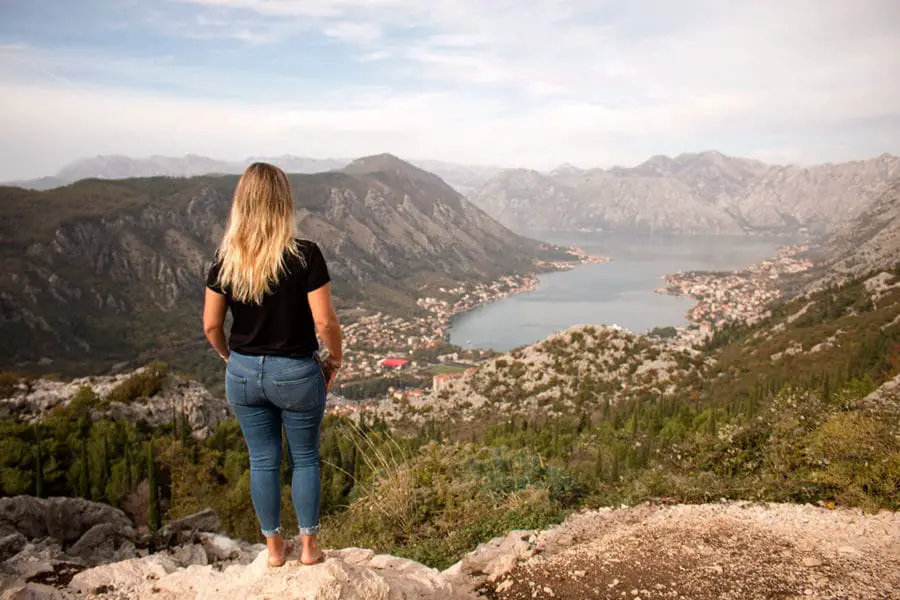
[266,536,292,567]
[299,534,325,565]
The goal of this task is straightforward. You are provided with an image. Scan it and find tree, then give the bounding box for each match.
[124,444,133,491]
[33,425,44,498]
[707,410,718,437]
[147,442,161,532]
[100,434,111,500]
[608,451,620,484]
[79,437,90,498]
[577,413,590,434]
[593,448,603,481]
[179,411,189,447]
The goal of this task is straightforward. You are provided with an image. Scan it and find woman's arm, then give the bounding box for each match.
[308,283,342,359]
[308,283,343,388]
[203,288,230,362]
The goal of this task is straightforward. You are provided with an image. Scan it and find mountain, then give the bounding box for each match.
[0,154,554,375]
[469,166,744,235]
[407,159,503,195]
[801,178,900,290]
[5,155,503,195]
[470,151,900,236]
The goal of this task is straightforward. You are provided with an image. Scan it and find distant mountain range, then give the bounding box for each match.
[12,151,899,240]
[469,151,900,236]
[0,154,555,375]
[4,154,504,196]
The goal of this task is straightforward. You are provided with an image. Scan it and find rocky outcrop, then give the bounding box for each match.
[376,324,696,426]
[806,179,900,290]
[0,497,133,548]
[0,497,259,599]
[0,367,229,438]
[68,547,473,600]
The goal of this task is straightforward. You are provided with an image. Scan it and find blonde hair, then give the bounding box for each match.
[215,162,301,304]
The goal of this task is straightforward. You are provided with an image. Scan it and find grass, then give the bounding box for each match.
[428,363,474,375]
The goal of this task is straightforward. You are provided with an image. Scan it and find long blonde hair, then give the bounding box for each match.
[215,162,301,304]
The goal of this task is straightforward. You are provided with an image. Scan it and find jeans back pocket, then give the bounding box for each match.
[225,370,248,407]
[272,372,323,412]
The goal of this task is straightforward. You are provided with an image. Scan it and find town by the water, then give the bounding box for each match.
[327,242,814,418]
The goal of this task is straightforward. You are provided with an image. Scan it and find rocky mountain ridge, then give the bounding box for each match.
[5,154,504,197]
[803,178,900,290]
[470,151,900,236]
[0,154,554,374]
[375,324,701,427]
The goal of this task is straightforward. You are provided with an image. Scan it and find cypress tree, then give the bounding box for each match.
[124,444,133,491]
[147,442,161,532]
[179,411,189,447]
[577,413,590,434]
[593,447,603,481]
[79,437,90,499]
[33,425,43,498]
[608,451,620,484]
[100,434,111,500]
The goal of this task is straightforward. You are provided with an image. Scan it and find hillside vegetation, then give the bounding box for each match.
[0,156,564,379]
[325,267,900,566]
[0,268,897,572]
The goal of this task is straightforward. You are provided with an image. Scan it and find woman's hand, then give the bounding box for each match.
[322,357,342,392]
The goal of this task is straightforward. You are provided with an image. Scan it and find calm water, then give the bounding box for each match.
[448,231,792,351]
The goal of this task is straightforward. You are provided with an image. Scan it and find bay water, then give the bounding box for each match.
[448,231,792,351]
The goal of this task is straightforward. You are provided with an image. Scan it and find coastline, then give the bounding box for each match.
[336,246,610,380]
[440,247,611,342]
[653,243,814,345]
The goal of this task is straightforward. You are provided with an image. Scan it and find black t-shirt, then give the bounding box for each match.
[206,239,331,357]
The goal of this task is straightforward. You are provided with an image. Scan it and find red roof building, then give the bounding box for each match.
[381,358,409,369]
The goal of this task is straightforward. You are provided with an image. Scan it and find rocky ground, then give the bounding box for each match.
[2,498,896,599]
[451,502,899,600]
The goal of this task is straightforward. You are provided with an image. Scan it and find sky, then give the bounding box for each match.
[1,0,899,180]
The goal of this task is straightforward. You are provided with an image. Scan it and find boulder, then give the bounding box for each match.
[167,545,208,569]
[158,510,221,547]
[0,535,27,562]
[69,554,179,597]
[195,533,243,563]
[67,524,137,565]
[0,582,72,600]
[443,529,537,592]
[0,497,132,547]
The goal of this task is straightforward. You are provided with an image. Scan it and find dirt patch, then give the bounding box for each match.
[476,503,899,600]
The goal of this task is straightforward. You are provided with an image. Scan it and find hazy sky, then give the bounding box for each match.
[1,0,899,179]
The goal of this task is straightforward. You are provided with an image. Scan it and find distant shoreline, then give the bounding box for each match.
[444,247,610,346]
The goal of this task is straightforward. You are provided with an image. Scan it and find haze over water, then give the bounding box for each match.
[448,231,793,351]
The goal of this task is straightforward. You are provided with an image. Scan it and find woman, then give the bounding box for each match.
[202,162,343,568]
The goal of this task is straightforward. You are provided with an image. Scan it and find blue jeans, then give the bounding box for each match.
[225,351,326,538]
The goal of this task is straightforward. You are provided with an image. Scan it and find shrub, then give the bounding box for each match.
[806,411,900,510]
[69,386,106,414]
[0,372,29,398]
[320,442,583,569]
[108,361,168,404]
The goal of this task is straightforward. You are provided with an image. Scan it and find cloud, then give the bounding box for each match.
[322,21,382,45]
[0,0,899,179]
